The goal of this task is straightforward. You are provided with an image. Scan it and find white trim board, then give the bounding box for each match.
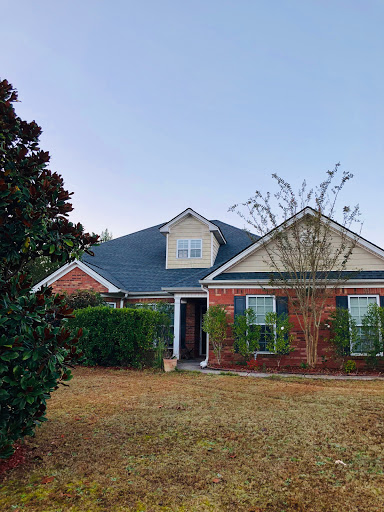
[32,260,121,293]
[199,281,384,289]
[201,207,384,282]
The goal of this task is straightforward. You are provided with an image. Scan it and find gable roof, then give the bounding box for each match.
[79,219,256,293]
[159,208,226,244]
[201,207,384,282]
[31,260,124,293]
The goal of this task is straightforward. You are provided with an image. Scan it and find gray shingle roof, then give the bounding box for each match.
[81,220,256,292]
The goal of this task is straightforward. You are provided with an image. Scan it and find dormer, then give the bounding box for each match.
[160,208,226,269]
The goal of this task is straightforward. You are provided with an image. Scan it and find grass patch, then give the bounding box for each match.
[1,368,384,511]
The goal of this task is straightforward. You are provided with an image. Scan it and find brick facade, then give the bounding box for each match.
[50,267,108,294]
[208,286,384,369]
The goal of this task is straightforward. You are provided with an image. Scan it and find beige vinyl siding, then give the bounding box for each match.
[212,234,220,265]
[167,216,212,268]
[225,228,384,273]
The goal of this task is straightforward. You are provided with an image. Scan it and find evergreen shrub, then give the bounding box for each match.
[68,307,169,367]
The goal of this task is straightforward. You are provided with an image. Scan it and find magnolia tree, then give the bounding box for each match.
[0,79,98,457]
[230,165,361,367]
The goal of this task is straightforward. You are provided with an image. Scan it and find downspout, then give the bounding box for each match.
[200,285,209,368]
[120,292,128,309]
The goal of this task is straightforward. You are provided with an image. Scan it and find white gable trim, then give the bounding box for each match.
[159,208,226,244]
[202,207,384,281]
[31,260,121,293]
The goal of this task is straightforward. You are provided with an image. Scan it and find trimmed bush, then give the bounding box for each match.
[63,290,106,310]
[68,307,170,367]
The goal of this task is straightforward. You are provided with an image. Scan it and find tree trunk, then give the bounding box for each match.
[307,333,318,367]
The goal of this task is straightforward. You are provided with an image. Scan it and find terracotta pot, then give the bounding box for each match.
[163,358,177,372]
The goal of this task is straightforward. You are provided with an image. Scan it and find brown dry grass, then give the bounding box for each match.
[1,368,384,511]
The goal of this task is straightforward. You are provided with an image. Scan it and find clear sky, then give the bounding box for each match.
[2,0,383,245]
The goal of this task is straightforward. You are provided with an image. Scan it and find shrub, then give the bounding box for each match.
[246,359,260,371]
[68,307,170,367]
[328,308,358,367]
[361,303,384,368]
[233,308,261,362]
[265,312,295,368]
[344,360,357,374]
[202,305,229,365]
[63,290,106,310]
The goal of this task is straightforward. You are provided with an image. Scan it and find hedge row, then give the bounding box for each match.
[67,307,169,367]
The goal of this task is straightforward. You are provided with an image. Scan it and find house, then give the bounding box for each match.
[34,207,384,368]
[33,209,255,360]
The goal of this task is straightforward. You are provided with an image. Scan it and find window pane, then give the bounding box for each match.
[190,249,201,258]
[259,325,274,352]
[178,249,188,258]
[349,296,379,354]
[190,240,201,249]
[177,240,188,249]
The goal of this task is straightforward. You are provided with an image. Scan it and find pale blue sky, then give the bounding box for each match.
[2,0,383,245]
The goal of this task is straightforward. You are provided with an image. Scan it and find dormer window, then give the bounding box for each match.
[177,239,202,259]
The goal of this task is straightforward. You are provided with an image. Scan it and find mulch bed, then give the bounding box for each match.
[208,364,384,377]
[0,443,27,476]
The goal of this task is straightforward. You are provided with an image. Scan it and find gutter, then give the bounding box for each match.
[161,287,204,293]
[127,290,171,296]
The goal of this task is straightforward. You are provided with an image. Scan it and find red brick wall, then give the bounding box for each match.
[50,267,108,294]
[208,286,384,369]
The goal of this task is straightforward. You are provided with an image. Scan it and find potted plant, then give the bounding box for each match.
[162,347,177,372]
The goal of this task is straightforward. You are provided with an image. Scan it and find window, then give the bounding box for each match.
[348,295,379,354]
[177,239,202,259]
[105,302,116,308]
[247,295,275,352]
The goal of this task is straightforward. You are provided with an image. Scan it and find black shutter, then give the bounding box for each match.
[180,303,187,349]
[276,296,289,343]
[234,296,246,317]
[276,296,288,316]
[336,296,348,309]
[380,297,384,308]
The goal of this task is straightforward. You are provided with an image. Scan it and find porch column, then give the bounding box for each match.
[173,296,181,359]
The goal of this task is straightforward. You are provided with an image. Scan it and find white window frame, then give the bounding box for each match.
[246,295,276,354]
[105,302,117,308]
[176,239,202,259]
[348,295,380,356]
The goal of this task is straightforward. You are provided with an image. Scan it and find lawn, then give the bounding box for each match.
[1,368,384,512]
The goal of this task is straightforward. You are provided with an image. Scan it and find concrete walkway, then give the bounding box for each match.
[177,359,384,380]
